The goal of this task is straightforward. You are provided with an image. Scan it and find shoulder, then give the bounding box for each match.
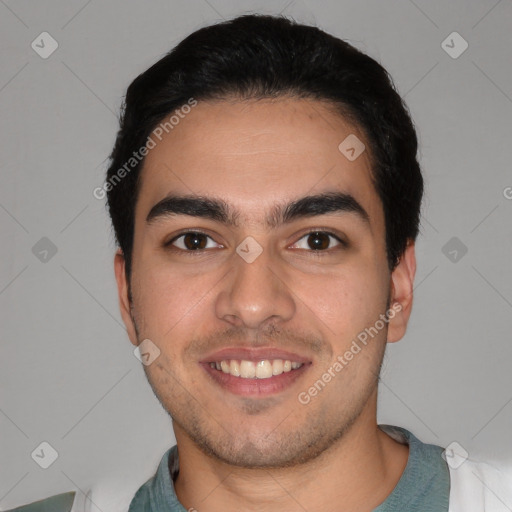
[448,456,512,512]
[82,447,177,512]
[69,475,145,512]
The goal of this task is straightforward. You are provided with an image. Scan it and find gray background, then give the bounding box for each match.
[1,0,511,509]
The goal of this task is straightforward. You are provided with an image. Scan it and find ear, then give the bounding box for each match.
[386,240,417,343]
[114,249,138,346]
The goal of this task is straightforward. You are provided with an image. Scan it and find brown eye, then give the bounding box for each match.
[169,232,221,251]
[290,231,345,251]
[183,233,206,250]
[307,232,330,250]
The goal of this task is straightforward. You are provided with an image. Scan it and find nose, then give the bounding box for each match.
[215,243,296,330]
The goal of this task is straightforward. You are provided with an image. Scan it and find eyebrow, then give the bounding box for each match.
[146,191,370,229]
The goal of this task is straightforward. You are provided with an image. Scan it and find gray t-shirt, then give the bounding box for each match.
[128,424,450,511]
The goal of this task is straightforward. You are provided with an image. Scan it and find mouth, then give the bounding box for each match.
[208,358,304,378]
[200,348,312,397]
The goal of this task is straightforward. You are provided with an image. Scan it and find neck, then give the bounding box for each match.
[173,391,409,512]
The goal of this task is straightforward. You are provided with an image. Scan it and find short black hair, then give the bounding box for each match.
[106,14,423,280]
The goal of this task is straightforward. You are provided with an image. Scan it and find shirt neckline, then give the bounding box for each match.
[142,423,448,511]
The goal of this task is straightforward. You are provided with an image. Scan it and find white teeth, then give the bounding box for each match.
[256,360,273,379]
[210,359,304,379]
[230,360,240,377]
[240,360,256,378]
[272,359,283,375]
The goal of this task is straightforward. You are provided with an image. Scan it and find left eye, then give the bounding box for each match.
[169,232,222,251]
[291,231,344,251]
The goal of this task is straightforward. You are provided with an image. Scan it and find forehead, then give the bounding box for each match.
[136,97,383,231]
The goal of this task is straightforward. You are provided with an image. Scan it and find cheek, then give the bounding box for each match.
[296,261,385,339]
[131,259,216,342]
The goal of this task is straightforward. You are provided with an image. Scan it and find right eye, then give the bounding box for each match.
[167,231,223,252]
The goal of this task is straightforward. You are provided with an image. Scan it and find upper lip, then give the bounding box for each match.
[199,347,312,364]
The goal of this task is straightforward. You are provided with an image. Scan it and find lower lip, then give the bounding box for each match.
[201,363,310,397]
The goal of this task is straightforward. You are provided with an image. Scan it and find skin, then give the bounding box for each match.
[114,97,416,511]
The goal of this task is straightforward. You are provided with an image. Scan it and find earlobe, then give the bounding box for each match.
[386,241,417,343]
[114,249,138,346]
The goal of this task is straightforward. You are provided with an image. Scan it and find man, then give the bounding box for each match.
[103,13,509,512]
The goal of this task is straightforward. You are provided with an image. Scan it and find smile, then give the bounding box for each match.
[209,359,304,379]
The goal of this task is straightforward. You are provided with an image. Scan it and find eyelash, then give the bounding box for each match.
[164,229,347,256]
[290,231,347,252]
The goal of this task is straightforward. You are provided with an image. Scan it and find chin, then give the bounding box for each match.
[192,428,336,469]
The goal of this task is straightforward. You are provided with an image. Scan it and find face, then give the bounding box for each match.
[115,97,415,468]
